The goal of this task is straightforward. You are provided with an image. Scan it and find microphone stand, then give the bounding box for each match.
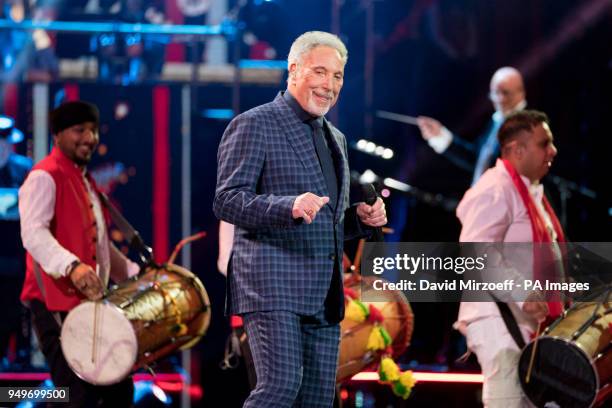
[546,174,597,230]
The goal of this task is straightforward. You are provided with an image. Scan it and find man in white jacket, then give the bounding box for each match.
[455,110,564,407]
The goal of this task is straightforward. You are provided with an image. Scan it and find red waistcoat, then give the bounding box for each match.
[21,147,102,312]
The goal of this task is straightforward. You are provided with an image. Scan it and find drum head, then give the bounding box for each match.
[61,301,138,385]
[519,337,598,408]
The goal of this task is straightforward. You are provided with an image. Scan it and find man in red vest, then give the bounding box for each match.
[19,101,139,406]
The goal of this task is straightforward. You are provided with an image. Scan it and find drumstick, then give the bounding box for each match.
[376,110,420,126]
[168,231,207,264]
[353,238,365,280]
[525,322,541,384]
[92,301,99,364]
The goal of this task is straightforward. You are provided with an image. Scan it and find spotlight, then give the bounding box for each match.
[0,115,24,143]
[97,144,108,156]
[359,169,378,184]
[114,101,130,120]
[383,177,412,193]
[382,148,394,159]
[201,109,235,120]
[0,116,13,129]
[134,381,172,407]
[352,138,394,160]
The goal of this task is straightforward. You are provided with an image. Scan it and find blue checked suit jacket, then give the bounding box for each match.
[214,93,359,317]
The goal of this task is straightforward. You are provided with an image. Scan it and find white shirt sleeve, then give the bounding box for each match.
[457,188,511,242]
[427,126,453,154]
[217,221,235,276]
[457,187,529,303]
[19,170,79,279]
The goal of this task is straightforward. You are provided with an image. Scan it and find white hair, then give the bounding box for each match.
[287,31,348,68]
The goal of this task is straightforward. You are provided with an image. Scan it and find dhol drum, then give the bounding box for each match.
[61,263,211,385]
[519,301,612,408]
[337,275,414,382]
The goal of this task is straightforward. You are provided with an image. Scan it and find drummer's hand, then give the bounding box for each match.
[522,292,549,323]
[69,262,104,301]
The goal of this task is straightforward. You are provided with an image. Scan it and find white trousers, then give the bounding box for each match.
[466,317,536,408]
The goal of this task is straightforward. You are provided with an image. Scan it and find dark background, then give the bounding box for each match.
[1,0,610,406]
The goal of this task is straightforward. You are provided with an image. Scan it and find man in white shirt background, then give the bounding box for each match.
[19,101,139,406]
[417,66,526,185]
[455,110,564,407]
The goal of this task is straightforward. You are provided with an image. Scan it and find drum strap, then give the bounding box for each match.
[32,262,46,300]
[495,302,526,349]
[31,265,63,327]
[98,192,152,264]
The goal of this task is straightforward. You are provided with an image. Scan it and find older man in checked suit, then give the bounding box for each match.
[214,31,387,407]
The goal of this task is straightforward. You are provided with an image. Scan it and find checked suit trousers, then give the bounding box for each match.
[241,310,341,408]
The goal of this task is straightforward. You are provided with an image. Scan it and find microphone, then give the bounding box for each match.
[362,183,384,242]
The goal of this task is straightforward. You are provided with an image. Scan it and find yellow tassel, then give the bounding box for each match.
[392,381,411,399]
[367,328,385,350]
[399,370,417,389]
[391,370,417,399]
[378,357,400,383]
[346,300,368,323]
